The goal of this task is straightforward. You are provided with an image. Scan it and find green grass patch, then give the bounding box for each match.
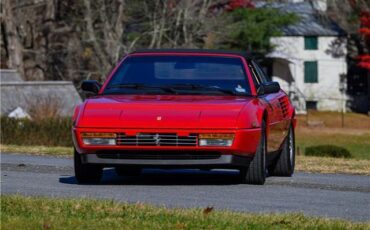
[1,195,369,230]
[1,117,73,147]
[295,112,370,160]
[296,129,370,160]
[305,145,352,158]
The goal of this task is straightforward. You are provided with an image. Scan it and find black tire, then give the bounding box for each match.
[115,167,142,177]
[269,124,295,177]
[74,149,103,184]
[241,120,267,185]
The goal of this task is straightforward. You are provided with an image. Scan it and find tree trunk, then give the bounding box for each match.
[2,0,24,76]
[83,0,112,75]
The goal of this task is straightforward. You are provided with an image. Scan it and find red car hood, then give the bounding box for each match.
[78,95,254,129]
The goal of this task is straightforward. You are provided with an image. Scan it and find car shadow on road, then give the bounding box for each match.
[59,168,242,185]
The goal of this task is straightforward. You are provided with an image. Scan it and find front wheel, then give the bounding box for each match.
[269,123,295,177]
[241,120,267,185]
[74,149,103,184]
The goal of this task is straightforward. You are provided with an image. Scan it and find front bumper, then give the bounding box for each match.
[81,153,251,167]
[73,127,261,157]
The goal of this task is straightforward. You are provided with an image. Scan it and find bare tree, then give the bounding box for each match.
[1,0,24,76]
[144,0,216,49]
[0,0,223,82]
[82,0,143,76]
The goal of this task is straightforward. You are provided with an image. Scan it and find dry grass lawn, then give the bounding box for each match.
[296,155,370,175]
[0,144,73,156]
[296,111,370,130]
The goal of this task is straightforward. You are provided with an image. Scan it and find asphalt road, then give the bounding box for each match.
[1,153,370,221]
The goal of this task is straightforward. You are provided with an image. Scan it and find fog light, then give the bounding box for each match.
[199,134,234,147]
[81,133,116,146]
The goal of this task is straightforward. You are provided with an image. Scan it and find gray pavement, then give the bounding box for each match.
[1,153,370,221]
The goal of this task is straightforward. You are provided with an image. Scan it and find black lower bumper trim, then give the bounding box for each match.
[96,151,221,160]
[81,154,251,167]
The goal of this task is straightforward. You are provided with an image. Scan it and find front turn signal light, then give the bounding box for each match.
[81,133,117,138]
[81,133,117,146]
[199,134,234,147]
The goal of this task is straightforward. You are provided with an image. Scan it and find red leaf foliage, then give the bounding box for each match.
[358,11,370,70]
[359,28,370,37]
[357,55,370,70]
[226,0,254,11]
[359,11,370,39]
[360,16,370,28]
[358,62,370,70]
[358,55,370,62]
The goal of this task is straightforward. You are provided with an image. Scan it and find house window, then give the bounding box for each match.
[304,61,318,83]
[306,101,318,110]
[304,36,318,50]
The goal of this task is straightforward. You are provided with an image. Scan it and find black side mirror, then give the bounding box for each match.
[258,82,280,95]
[81,80,101,95]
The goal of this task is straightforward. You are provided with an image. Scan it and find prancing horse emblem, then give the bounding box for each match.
[154,134,161,146]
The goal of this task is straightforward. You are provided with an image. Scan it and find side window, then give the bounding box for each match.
[252,61,269,83]
[248,62,260,90]
[248,60,270,92]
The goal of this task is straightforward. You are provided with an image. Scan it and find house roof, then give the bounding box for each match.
[257,1,346,36]
[0,81,82,117]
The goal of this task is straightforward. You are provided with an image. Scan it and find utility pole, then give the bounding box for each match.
[339,73,347,128]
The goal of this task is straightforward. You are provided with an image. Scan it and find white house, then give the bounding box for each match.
[262,0,347,113]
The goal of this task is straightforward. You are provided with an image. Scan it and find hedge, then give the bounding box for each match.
[1,117,73,147]
[305,145,352,158]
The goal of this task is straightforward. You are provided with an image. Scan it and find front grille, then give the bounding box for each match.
[116,133,197,146]
[96,151,221,160]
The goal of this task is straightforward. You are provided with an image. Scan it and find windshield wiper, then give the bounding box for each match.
[165,84,237,95]
[105,83,243,96]
[106,83,145,89]
[202,85,237,95]
[106,83,176,93]
[164,83,202,90]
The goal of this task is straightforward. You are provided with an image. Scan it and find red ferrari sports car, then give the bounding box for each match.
[72,49,296,185]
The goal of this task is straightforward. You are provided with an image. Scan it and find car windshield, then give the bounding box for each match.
[103,55,251,96]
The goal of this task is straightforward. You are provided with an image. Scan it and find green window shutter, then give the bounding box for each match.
[304,36,318,50]
[304,61,318,83]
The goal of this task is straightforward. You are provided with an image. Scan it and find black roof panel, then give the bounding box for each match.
[130,49,253,60]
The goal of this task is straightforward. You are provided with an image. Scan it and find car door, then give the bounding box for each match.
[250,61,288,153]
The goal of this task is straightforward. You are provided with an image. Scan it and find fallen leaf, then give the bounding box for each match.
[203,206,214,215]
[175,222,186,229]
[43,220,51,230]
